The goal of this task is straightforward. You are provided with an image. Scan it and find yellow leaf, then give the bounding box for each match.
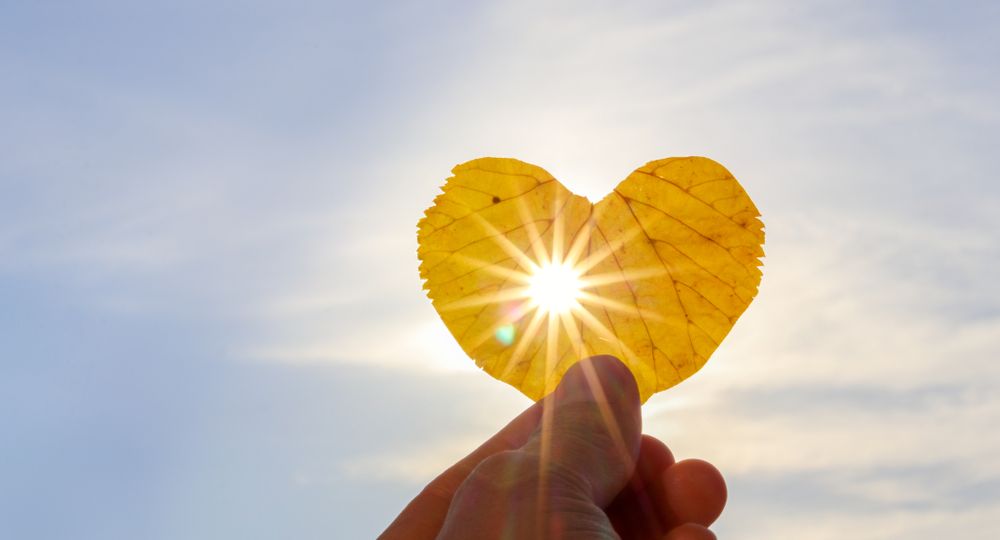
[417,157,764,402]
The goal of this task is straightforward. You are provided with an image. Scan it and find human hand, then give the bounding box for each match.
[380,356,726,539]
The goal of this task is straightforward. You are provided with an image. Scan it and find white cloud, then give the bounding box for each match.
[265,6,1000,538]
[242,319,478,374]
[339,434,488,485]
[4,2,998,539]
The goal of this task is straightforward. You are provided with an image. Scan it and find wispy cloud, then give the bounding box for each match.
[2,1,998,539]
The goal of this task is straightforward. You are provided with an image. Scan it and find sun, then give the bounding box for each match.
[436,194,659,373]
[527,262,583,315]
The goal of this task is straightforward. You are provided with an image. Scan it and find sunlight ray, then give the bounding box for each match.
[572,305,643,367]
[558,310,588,360]
[562,214,594,269]
[576,291,666,322]
[576,358,635,470]
[462,300,534,352]
[497,307,547,381]
[470,212,541,274]
[517,198,552,268]
[448,252,533,284]
[544,311,561,395]
[573,224,644,274]
[550,193,566,266]
[577,266,668,288]
[536,390,556,536]
[439,286,532,311]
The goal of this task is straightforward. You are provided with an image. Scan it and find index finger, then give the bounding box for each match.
[378,392,551,540]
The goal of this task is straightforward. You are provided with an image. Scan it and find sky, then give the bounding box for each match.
[1,1,999,538]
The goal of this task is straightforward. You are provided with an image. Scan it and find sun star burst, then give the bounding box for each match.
[526,261,583,316]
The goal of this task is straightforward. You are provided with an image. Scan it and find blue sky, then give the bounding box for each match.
[2,1,999,538]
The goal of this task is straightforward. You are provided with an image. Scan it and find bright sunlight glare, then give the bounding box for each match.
[527,262,583,315]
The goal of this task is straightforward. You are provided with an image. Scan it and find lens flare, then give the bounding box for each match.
[494,323,516,346]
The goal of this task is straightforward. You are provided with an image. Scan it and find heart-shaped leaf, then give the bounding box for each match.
[418,157,764,402]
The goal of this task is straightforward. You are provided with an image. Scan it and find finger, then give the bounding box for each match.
[383,355,643,539]
[633,435,676,486]
[525,355,642,507]
[379,393,550,539]
[661,459,727,527]
[607,435,676,539]
[435,356,642,539]
[663,523,717,540]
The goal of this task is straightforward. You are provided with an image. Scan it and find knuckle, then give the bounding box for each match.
[557,402,621,449]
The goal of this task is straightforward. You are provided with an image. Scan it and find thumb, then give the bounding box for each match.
[526,355,643,507]
[436,356,642,540]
